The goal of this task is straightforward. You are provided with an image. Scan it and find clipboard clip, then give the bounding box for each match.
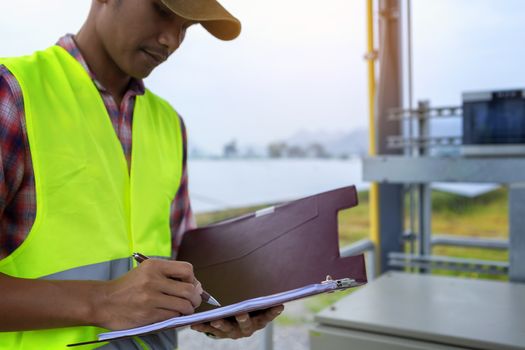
[322,275,359,290]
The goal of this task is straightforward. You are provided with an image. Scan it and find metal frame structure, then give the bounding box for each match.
[365,98,525,280]
[366,160,523,280]
[364,101,525,281]
[363,0,524,283]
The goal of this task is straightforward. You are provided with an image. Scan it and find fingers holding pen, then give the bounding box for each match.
[157,259,195,283]
[154,291,195,315]
[193,279,204,296]
[156,278,202,309]
[140,259,202,308]
[96,258,202,330]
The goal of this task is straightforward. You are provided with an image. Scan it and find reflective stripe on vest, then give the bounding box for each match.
[0,46,183,349]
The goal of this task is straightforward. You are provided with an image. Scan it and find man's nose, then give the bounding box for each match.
[158,24,185,53]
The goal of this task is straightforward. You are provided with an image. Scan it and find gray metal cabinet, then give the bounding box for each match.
[311,272,525,350]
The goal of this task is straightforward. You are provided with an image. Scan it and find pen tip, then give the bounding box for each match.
[208,296,221,307]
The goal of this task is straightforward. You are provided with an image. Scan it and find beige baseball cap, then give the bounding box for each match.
[160,0,241,41]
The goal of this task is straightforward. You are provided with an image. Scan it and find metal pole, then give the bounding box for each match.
[261,322,274,350]
[376,0,404,273]
[367,250,376,280]
[407,0,414,111]
[509,183,525,282]
[417,101,432,269]
[418,184,432,255]
[366,0,381,278]
[406,0,417,261]
[340,239,376,280]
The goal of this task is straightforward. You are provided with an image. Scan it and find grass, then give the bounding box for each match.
[272,314,304,326]
[430,189,508,237]
[305,288,356,314]
[194,188,509,321]
[424,188,509,281]
[195,204,271,227]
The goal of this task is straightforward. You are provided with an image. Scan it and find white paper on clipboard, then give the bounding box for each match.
[98,278,357,342]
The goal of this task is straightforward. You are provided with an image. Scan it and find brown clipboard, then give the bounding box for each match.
[177,186,367,311]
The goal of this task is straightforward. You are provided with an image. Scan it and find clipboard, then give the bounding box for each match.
[68,277,360,347]
[178,186,367,311]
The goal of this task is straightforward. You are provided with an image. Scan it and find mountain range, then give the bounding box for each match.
[189,128,370,159]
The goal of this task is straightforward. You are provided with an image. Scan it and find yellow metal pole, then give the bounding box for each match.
[366,0,381,276]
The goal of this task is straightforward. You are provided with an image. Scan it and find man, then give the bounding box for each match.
[0,0,283,348]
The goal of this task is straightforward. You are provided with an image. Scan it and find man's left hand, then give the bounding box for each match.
[190,305,284,339]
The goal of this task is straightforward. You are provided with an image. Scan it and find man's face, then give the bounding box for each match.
[95,0,196,79]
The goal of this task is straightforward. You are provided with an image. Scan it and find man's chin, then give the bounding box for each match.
[130,67,154,80]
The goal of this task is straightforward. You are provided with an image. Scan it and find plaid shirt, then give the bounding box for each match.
[0,35,195,259]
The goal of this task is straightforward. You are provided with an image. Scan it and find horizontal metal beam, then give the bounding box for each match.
[340,239,375,257]
[431,234,509,250]
[388,252,509,275]
[387,136,462,149]
[363,156,525,183]
[388,106,462,120]
[340,239,376,281]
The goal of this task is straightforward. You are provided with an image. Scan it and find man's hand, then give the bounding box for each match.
[190,305,284,339]
[0,260,202,332]
[95,259,203,330]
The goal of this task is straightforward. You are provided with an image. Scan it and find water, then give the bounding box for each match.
[187,158,500,213]
[187,158,367,213]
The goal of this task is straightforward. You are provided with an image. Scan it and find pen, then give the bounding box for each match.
[132,252,221,307]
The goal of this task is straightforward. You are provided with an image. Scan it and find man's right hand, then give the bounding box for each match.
[0,259,202,332]
[95,259,203,330]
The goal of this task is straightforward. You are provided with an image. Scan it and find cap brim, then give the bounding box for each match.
[161,0,241,41]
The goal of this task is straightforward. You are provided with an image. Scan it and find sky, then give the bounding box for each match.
[1,0,524,154]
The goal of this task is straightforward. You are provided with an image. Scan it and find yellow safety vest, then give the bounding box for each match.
[0,46,183,349]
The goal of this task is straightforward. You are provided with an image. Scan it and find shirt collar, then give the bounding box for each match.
[56,34,146,96]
